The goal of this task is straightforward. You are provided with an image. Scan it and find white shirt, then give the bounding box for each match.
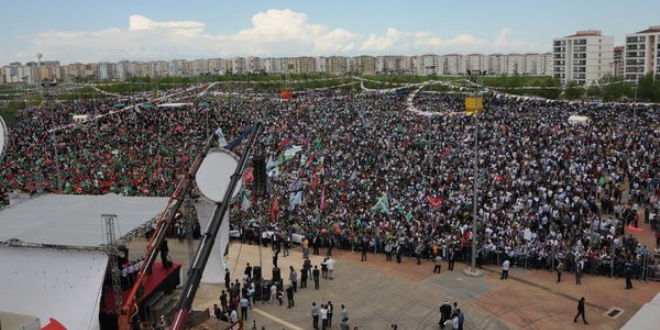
[502,260,510,271]
[325,258,335,270]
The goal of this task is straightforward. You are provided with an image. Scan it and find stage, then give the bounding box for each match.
[100,262,181,329]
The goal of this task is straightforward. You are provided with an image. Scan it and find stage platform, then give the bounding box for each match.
[99,262,181,329]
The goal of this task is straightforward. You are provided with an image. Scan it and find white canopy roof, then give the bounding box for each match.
[0,193,168,247]
[621,292,660,330]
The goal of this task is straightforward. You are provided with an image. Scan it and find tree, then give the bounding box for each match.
[563,80,584,100]
[636,72,659,102]
[586,82,602,99]
[599,74,634,102]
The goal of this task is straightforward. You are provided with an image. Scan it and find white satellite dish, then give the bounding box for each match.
[0,115,8,161]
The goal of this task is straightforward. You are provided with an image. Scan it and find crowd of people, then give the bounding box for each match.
[2,83,660,288]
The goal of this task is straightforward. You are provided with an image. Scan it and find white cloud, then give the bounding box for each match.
[18,11,546,64]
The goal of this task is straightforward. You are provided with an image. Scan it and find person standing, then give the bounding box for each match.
[327,301,334,327]
[272,249,279,269]
[240,296,249,321]
[289,266,298,292]
[433,255,443,273]
[360,239,369,262]
[340,318,350,330]
[320,304,328,330]
[439,300,452,329]
[326,236,334,256]
[625,262,634,289]
[213,304,222,320]
[573,297,589,324]
[270,282,278,304]
[321,257,329,279]
[575,259,582,285]
[311,302,320,329]
[313,265,321,290]
[326,257,335,279]
[244,262,252,280]
[384,241,393,261]
[286,285,295,308]
[448,248,455,271]
[300,266,308,288]
[556,260,564,283]
[443,312,460,330]
[500,259,510,280]
[395,244,403,264]
[341,304,349,321]
[303,237,310,258]
[304,257,312,278]
[229,308,238,324]
[219,290,228,314]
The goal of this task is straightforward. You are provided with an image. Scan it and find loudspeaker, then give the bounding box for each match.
[253,266,262,281]
[272,267,281,283]
[252,156,267,197]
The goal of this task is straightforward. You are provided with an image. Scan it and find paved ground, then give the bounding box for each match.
[128,228,660,330]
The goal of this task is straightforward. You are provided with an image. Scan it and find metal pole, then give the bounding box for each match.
[471,107,478,272]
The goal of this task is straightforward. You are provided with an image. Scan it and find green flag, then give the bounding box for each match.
[370,193,391,215]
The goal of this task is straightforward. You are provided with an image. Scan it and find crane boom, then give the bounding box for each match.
[118,132,219,330]
[170,122,262,330]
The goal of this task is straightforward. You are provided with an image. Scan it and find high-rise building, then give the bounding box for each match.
[553,30,614,86]
[613,46,625,78]
[623,25,660,82]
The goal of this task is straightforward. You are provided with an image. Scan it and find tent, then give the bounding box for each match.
[568,115,590,125]
[620,292,660,330]
[0,193,169,330]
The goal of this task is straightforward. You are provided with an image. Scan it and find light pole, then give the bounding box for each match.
[465,71,484,274]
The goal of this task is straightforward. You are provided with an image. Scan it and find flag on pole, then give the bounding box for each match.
[243,167,254,184]
[320,188,326,211]
[288,191,302,211]
[288,178,304,193]
[241,189,251,211]
[405,211,414,222]
[278,137,292,150]
[283,145,302,161]
[270,196,278,221]
[215,128,228,147]
[440,145,453,159]
[426,196,445,208]
[370,193,391,214]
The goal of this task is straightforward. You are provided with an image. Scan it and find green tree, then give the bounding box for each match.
[586,82,602,99]
[636,72,658,102]
[599,74,634,102]
[563,80,584,100]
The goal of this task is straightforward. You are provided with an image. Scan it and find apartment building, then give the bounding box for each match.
[327,56,349,76]
[553,30,615,85]
[466,54,487,75]
[415,54,441,76]
[350,55,377,76]
[442,54,465,76]
[376,56,410,75]
[613,46,625,78]
[296,57,317,75]
[623,25,660,82]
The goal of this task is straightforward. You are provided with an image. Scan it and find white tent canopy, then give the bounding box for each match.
[621,292,660,330]
[0,193,169,330]
[0,193,168,247]
[0,247,108,330]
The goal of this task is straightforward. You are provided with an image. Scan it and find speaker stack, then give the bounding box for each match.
[252,156,267,197]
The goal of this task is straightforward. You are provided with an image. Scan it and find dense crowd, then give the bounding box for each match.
[2,85,660,281]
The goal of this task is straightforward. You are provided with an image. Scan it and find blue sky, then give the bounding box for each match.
[1,0,658,65]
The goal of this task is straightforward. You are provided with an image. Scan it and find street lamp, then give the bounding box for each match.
[465,71,485,274]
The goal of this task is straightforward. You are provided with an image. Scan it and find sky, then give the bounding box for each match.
[1,0,658,65]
